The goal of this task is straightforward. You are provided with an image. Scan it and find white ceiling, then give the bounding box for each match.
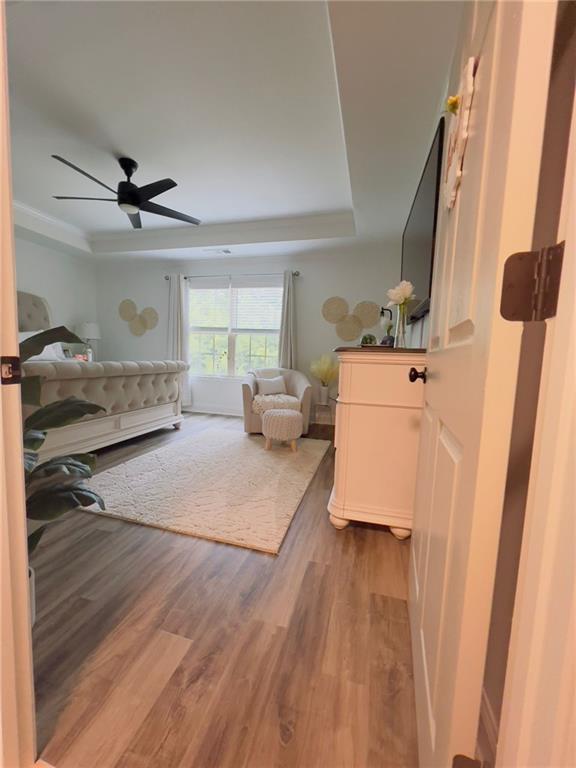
[329,1,463,240]
[6,0,463,258]
[7,1,351,232]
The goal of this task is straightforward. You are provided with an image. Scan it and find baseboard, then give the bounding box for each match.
[314,410,334,425]
[477,687,498,766]
[185,406,327,426]
[186,405,243,417]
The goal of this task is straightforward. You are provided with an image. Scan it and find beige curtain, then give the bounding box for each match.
[279,270,296,369]
[167,274,190,405]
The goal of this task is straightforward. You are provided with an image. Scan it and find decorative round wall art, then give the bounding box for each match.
[140,307,159,330]
[336,314,363,342]
[353,301,380,329]
[129,316,147,337]
[322,296,349,324]
[118,299,138,322]
[118,300,159,336]
[322,296,380,342]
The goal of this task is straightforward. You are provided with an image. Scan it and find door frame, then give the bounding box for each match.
[0,2,38,766]
[478,2,575,762]
[496,86,575,768]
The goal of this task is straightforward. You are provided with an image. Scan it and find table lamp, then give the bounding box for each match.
[76,322,101,362]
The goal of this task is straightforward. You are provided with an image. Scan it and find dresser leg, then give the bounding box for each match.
[329,514,350,530]
[390,527,411,540]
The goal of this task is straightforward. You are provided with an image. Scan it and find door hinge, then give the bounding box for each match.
[500,240,564,321]
[1,356,22,385]
[453,755,482,768]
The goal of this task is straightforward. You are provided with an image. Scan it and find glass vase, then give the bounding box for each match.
[394,304,408,348]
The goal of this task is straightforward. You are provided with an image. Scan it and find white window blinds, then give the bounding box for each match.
[186,275,284,376]
[188,277,230,331]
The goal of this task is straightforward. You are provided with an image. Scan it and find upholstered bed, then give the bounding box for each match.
[18,291,188,459]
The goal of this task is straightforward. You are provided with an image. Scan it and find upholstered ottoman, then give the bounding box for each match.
[262,408,303,452]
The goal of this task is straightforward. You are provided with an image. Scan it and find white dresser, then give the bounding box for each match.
[328,347,426,539]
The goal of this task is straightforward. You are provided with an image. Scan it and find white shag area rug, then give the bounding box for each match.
[89,428,330,554]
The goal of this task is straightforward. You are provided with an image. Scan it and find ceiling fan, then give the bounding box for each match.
[51,155,201,229]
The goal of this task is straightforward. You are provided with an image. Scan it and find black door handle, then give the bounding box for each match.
[409,366,427,384]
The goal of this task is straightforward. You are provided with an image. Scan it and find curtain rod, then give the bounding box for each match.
[164,271,300,280]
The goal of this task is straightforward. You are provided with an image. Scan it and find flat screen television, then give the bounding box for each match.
[401,117,444,323]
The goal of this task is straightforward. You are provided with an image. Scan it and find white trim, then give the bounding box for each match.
[185,405,328,426]
[190,375,245,384]
[497,73,576,768]
[12,204,355,259]
[0,2,37,763]
[186,405,243,418]
[13,200,91,255]
[90,210,356,255]
[479,687,499,759]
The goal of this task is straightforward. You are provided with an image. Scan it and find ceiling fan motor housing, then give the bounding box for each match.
[117,180,141,207]
[118,156,138,180]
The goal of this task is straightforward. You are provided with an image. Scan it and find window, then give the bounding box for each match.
[188,276,283,376]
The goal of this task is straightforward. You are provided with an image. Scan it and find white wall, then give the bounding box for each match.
[15,235,401,417]
[14,235,97,332]
[93,241,401,416]
[93,258,183,362]
[408,313,430,349]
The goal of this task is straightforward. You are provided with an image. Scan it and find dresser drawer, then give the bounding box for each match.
[339,355,426,409]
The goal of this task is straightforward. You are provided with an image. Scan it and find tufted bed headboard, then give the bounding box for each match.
[17,291,52,332]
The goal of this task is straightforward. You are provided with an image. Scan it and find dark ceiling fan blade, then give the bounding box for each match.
[53,196,117,201]
[139,200,200,225]
[136,178,177,202]
[51,155,117,194]
[128,212,142,229]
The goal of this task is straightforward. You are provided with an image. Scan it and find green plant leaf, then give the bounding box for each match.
[21,375,43,406]
[24,397,105,431]
[67,453,97,472]
[24,450,39,478]
[32,456,93,481]
[28,525,48,555]
[23,429,46,451]
[19,326,83,363]
[26,483,105,521]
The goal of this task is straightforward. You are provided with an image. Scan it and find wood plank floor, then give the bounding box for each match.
[31,414,418,768]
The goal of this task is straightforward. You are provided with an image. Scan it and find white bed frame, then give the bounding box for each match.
[38,401,183,460]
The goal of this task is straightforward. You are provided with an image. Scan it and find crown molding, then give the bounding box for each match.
[13,201,91,254]
[89,210,356,255]
[12,204,356,258]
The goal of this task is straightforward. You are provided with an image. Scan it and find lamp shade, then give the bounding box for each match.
[77,321,101,341]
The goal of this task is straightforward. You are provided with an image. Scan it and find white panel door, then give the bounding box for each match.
[408,2,558,766]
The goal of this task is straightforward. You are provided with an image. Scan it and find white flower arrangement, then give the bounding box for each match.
[386,281,415,348]
[386,280,415,307]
